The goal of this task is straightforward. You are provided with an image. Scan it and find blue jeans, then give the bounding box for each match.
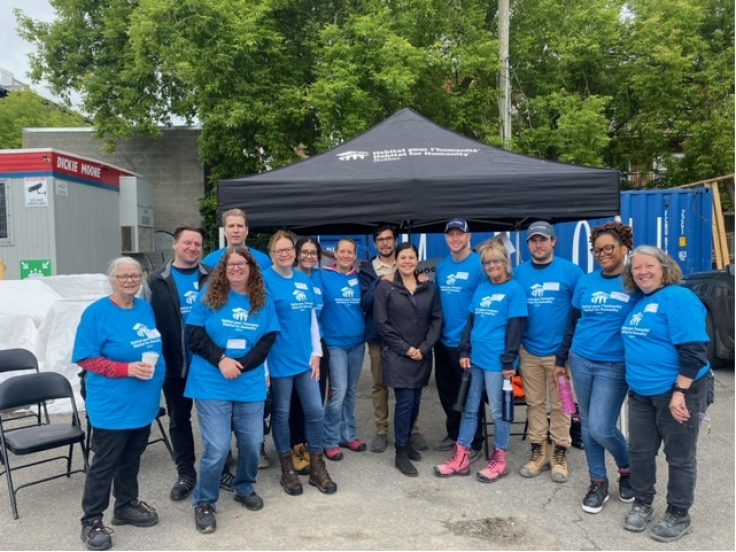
[193,399,264,507]
[569,351,629,480]
[394,388,422,447]
[458,367,509,452]
[271,369,325,455]
[323,343,365,448]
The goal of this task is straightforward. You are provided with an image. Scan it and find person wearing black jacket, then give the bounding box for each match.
[373,242,443,476]
[142,224,219,501]
[359,225,428,454]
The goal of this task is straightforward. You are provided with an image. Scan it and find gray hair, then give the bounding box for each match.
[623,245,682,293]
[107,256,142,280]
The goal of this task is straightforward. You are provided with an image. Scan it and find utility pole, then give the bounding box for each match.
[498,0,511,149]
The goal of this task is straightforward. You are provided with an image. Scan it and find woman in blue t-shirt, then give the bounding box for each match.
[263,231,336,496]
[184,247,279,534]
[288,236,330,474]
[620,246,711,543]
[434,240,527,483]
[73,257,165,550]
[555,222,639,514]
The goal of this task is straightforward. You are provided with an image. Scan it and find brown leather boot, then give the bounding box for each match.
[519,441,550,478]
[278,453,303,496]
[308,452,337,494]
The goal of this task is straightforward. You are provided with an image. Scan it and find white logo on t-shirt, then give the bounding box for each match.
[446,274,457,286]
[629,312,644,326]
[133,323,150,338]
[591,291,610,304]
[232,308,249,321]
[530,284,544,297]
[480,296,494,308]
[184,290,198,305]
[341,286,355,298]
[293,289,307,302]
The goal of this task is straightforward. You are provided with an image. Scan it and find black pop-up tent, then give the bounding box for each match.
[219,108,620,235]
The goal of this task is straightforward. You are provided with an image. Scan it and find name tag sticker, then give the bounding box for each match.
[349,278,359,286]
[227,339,247,349]
[610,291,630,303]
[543,282,560,291]
[644,303,659,313]
[145,329,161,339]
[194,282,200,290]
[295,282,309,290]
[456,272,469,280]
[313,287,322,295]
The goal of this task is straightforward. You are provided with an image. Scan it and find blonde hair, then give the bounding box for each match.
[479,239,512,278]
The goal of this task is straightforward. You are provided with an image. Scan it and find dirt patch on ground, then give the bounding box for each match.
[443,517,525,540]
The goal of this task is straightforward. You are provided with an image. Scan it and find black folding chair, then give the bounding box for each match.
[0,372,88,519]
[0,349,46,431]
[481,390,528,460]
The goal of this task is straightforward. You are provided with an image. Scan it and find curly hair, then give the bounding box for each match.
[479,239,512,278]
[589,221,634,250]
[623,245,683,293]
[203,247,266,314]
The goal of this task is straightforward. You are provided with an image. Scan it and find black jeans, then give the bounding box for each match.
[628,374,709,511]
[81,425,150,523]
[163,377,196,479]
[434,343,483,450]
[289,343,329,447]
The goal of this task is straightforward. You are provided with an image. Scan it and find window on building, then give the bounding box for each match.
[0,179,12,244]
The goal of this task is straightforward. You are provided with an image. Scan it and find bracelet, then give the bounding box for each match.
[673,384,689,395]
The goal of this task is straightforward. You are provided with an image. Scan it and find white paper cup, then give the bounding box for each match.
[142,351,160,370]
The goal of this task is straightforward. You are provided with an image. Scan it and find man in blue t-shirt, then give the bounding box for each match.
[514,221,583,483]
[202,208,272,271]
[433,219,485,461]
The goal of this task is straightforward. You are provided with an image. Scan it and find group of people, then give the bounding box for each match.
[71,211,712,550]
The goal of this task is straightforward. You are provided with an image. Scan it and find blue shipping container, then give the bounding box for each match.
[331,189,713,275]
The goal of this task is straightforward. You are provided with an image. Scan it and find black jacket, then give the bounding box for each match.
[358,257,383,344]
[373,275,443,389]
[142,262,212,379]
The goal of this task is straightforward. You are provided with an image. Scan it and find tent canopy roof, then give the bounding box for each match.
[219,108,620,235]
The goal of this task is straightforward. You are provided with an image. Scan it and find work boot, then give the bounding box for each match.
[308,451,337,494]
[550,443,569,483]
[650,505,693,543]
[624,499,655,532]
[477,447,508,483]
[433,443,471,477]
[278,453,303,496]
[292,443,311,475]
[111,500,158,527]
[395,444,419,477]
[81,518,113,551]
[519,441,550,478]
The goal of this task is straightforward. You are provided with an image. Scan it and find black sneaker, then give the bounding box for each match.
[582,479,609,514]
[650,505,693,543]
[469,447,485,463]
[618,472,635,503]
[410,433,428,451]
[194,503,217,534]
[111,500,158,527]
[81,518,113,551]
[234,491,264,511]
[170,475,196,501]
[624,499,655,532]
[434,436,455,452]
[219,469,235,492]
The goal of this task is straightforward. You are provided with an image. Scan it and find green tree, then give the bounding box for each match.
[0,89,88,149]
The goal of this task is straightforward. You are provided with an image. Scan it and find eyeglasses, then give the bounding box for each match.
[115,273,142,282]
[590,244,617,257]
[376,236,395,243]
[481,259,504,267]
[300,250,318,257]
[226,262,249,271]
[272,247,295,256]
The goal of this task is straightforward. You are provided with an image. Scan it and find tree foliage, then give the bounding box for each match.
[15,0,734,225]
[0,89,88,149]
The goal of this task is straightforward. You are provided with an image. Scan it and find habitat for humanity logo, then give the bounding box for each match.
[480,296,494,308]
[591,292,609,304]
[133,323,150,338]
[341,286,355,298]
[530,284,544,297]
[184,290,198,305]
[232,308,249,321]
[293,289,308,302]
[337,151,369,161]
[629,312,644,326]
[446,274,458,286]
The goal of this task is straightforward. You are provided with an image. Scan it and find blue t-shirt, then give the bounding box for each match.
[263,268,315,378]
[203,246,272,272]
[468,280,528,372]
[622,285,710,396]
[72,297,165,430]
[184,289,280,402]
[170,266,202,321]
[571,270,641,363]
[435,252,485,347]
[514,258,583,356]
[320,267,365,349]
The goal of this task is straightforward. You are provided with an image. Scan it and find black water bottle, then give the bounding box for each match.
[453,370,471,412]
[502,378,515,422]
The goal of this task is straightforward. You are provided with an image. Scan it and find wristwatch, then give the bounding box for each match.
[673,384,690,394]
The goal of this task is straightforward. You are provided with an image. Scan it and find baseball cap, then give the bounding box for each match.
[444,219,470,233]
[527,221,555,240]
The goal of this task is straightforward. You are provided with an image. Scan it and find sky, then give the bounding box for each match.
[1,0,65,103]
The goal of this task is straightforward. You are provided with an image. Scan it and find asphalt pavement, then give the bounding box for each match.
[1,359,734,551]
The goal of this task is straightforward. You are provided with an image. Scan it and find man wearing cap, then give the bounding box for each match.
[432,219,485,461]
[514,221,583,483]
[359,224,428,453]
